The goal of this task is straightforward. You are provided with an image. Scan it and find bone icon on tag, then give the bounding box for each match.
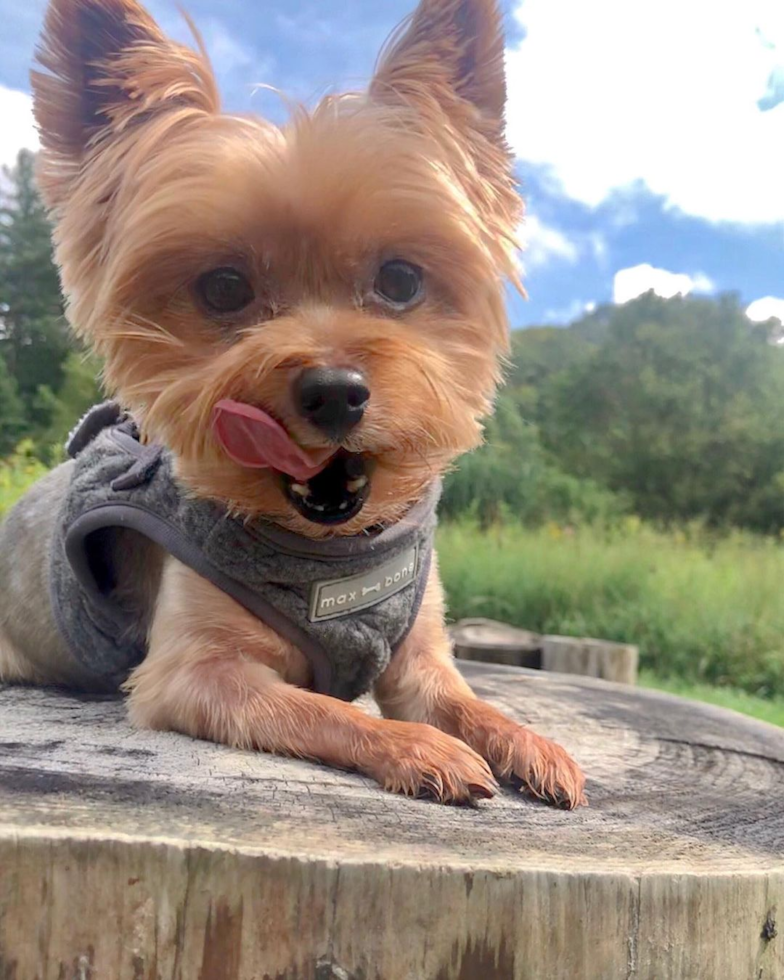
[362,583,381,597]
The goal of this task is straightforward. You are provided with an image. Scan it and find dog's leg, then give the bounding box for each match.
[375,557,587,809]
[124,556,496,804]
[0,631,44,683]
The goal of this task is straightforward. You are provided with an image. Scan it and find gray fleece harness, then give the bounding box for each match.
[49,403,438,701]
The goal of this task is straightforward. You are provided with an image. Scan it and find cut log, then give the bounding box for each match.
[449,617,542,667]
[450,619,639,685]
[0,663,782,980]
[542,634,639,685]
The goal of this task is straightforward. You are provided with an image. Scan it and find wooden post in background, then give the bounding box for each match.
[542,635,639,685]
[449,617,541,668]
[450,618,639,685]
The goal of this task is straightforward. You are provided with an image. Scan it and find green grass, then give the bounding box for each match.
[438,519,784,702]
[638,670,784,727]
[0,441,49,519]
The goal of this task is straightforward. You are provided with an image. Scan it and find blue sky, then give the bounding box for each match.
[2,0,783,328]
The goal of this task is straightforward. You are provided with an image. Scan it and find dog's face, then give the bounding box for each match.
[32,0,521,535]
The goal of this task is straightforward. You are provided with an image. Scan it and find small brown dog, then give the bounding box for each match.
[0,0,585,808]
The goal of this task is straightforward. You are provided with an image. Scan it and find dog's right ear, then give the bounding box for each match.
[31,0,219,208]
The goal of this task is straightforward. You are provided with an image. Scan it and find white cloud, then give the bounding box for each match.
[506,0,784,223]
[0,86,38,169]
[543,297,597,324]
[613,264,715,304]
[518,216,610,278]
[204,22,253,72]
[157,13,272,91]
[588,233,608,263]
[746,296,784,323]
[519,214,578,269]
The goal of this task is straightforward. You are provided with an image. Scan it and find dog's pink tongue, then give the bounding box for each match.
[211,399,334,481]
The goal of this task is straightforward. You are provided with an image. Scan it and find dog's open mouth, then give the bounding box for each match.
[284,452,370,525]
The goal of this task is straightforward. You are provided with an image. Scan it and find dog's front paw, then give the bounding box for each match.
[368,721,498,805]
[456,702,586,809]
[497,725,586,809]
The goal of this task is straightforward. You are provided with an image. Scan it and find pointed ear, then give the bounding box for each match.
[370,0,507,142]
[31,0,218,206]
[371,0,521,261]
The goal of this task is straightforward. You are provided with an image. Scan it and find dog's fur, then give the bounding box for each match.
[0,0,586,807]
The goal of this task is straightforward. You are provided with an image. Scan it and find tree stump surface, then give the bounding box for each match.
[0,662,782,980]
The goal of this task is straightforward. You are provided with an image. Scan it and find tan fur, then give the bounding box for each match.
[127,557,496,803]
[376,559,586,808]
[31,0,519,533]
[25,0,586,806]
[0,631,46,684]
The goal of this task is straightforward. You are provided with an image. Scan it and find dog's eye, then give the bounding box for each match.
[196,267,255,315]
[374,260,423,307]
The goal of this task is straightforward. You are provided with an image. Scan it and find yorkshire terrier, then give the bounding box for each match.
[0,0,586,808]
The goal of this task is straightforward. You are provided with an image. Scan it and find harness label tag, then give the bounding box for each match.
[308,545,419,623]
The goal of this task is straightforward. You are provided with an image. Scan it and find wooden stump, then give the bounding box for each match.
[542,634,639,685]
[0,663,782,980]
[449,617,542,668]
[450,618,639,684]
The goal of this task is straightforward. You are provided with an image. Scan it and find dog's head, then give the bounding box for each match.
[32,0,521,534]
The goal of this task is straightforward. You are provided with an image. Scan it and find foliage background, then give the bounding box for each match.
[0,151,102,461]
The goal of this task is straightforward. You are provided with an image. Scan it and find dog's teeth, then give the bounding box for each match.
[346,476,367,492]
[290,483,309,497]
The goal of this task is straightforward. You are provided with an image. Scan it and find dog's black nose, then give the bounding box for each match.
[295,367,370,442]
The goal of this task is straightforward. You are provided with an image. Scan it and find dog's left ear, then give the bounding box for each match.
[370,0,507,146]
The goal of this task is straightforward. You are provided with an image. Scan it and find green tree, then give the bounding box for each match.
[541,292,784,530]
[507,325,594,418]
[441,392,625,527]
[0,355,25,457]
[0,149,69,416]
[37,351,104,459]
